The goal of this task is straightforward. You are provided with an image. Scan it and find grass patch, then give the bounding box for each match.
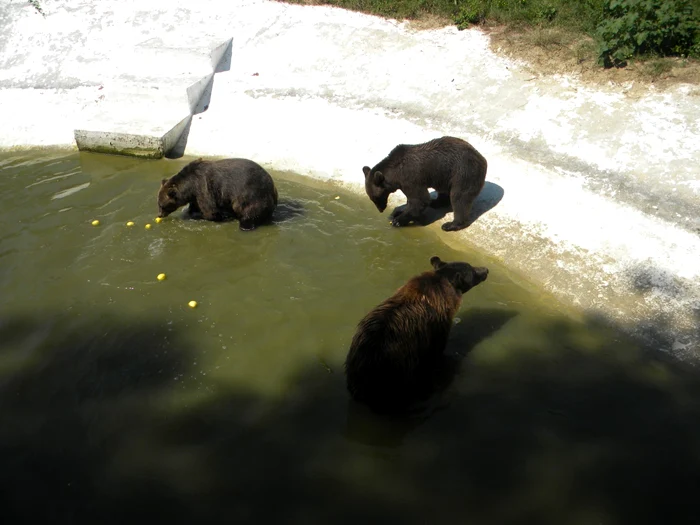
[641,58,675,79]
[283,0,462,20]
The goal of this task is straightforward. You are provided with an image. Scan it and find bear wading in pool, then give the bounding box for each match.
[157,158,278,230]
[345,256,489,413]
[362,136,487,232]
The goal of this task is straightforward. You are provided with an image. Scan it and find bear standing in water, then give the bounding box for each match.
[157,158,278,231]
[362,136,487,231]
[345,256,488,413]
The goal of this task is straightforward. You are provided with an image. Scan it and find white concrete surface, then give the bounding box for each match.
[0,0,698,358]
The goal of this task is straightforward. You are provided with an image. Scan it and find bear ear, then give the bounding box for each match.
[430,256,445,269]
[373,171,384,186]
[167,188,178,199]
[362,166,371,178]
[161,178,167,186]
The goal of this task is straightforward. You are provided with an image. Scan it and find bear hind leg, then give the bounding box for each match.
[236,200,275,231]
[442,180,485,232]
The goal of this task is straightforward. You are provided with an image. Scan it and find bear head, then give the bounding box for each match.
[157,179,185,218]
[362,166,391,213]
[430,256,488,293]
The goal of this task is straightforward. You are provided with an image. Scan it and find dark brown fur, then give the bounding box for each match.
[345,256,488,413]
[157,158,278,231]
[362,136,487,231]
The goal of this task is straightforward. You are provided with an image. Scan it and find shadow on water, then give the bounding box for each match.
[389,181,505,227]
[446,307,519,358]
[2,309,700,524]
[0,311,196,524]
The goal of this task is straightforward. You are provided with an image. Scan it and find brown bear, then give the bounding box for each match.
[345,256,489,413]
[157,158,278,230]
[362,136,487,231]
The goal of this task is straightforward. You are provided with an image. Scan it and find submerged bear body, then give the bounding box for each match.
[345,256,488,413]
[158,158,278,230]
[362,136,487,232]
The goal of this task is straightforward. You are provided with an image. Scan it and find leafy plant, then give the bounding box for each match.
[597,0,700,67]
[455,0,490,28]
[537,3,558,22]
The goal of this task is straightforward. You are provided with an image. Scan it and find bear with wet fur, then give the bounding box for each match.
[362,136,487,232]
[157,158,278,230]
[345,256,489,413]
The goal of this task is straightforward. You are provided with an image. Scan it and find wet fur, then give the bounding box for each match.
[363,136,487,232]
[158,158,278,230]
[345,257,488,413]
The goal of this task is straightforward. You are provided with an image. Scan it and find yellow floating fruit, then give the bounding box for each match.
[91,219,100,226]
[188,300,198,308]
[155,217,163,223]
[145,223,152,230]
[157,273,166,281]
[334,196,340,200]
[126,221,135,227]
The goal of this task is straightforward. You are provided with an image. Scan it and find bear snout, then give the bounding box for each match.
[372,197,388,213]
[474,267,489,281]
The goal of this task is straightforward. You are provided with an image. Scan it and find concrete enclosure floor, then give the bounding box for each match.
[0,0,698,359]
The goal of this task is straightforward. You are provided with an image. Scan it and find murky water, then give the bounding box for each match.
[1,150,699,525]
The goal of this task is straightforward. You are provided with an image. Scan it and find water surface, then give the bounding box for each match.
[1,150,698,525]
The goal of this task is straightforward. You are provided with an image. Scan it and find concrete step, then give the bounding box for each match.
[74,38,231,158]
[74,85,193,158]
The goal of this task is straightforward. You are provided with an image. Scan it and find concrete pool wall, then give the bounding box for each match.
[1,0,698,359]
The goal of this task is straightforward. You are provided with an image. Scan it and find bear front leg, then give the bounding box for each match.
[238,218,257,231]
[187,200,203,219]
[391,191,430,227]
[197,200,220,222]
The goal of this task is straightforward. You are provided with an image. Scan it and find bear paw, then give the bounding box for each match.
[441,221,468,232]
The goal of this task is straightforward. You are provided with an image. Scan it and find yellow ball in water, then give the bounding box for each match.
[188,300,198,308]
[126,221,135,227]
[155,217,163,223]
[334,196,340,200]
[145,224,152,230]
[91,219,100,226]
[157,273,166,281]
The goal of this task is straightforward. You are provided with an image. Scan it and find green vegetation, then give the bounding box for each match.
[286,0,700,69]
[453,0,608,32]
[284,0,466,20]
[597,0,699,67]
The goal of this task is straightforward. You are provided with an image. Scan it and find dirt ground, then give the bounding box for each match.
[288,1,700,94]
[483,25,700,94]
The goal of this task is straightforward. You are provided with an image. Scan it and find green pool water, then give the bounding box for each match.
[1,150,699,525]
